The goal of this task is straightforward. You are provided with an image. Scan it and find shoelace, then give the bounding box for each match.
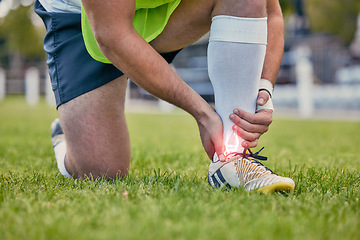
[226,147,267,161]
[244,147,268,161]
[226,147,275,174]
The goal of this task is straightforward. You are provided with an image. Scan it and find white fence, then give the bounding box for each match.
[1,66,360,119]
[0,68,5,101]
[0,67,55,106]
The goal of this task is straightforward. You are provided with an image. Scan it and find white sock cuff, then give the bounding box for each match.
[209,15,267,45]
[55,141,72,178]
[59,156,72,178]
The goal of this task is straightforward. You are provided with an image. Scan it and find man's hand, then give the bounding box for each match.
[230,91,273,149]
[197,108,225,161]
[229,0,283,149]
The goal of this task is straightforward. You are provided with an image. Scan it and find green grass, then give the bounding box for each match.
[0,96,359,240]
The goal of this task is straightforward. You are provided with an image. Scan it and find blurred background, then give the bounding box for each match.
[0,0,360,120]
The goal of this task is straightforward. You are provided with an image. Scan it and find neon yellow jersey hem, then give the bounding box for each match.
[81,0,181,64]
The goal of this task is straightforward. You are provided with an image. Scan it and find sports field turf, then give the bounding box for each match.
[0,96,359,240]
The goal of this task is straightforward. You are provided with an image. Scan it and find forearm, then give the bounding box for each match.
[261,0,284,86]
[81,0,213,122]
[102,32,213,120]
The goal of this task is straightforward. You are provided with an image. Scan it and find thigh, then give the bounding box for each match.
[149,0,213,53]
[35,1,124,108]
[150,0,267,53]
[58,75,131,179]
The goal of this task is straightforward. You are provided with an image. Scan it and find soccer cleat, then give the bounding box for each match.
[207,148,295,194]
[51,118,64,147]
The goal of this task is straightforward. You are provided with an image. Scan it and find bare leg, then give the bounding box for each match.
[150,0,266,53]
[58,75,130,179]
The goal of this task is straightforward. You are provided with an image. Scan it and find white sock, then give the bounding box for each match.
[54,140,72,178]
[208,15,267,158]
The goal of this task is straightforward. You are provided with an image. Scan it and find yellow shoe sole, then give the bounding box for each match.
[255,182,295,194]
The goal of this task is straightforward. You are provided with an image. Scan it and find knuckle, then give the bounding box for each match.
[233,116,242,125]
[263,126,269,133]
[247,134,257,142]
[266,115,273,125]
[248,115,256,123]
[241,121,252,132]
[247,132,260,142]
[256,133,262,139]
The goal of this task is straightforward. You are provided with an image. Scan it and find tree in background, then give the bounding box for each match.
[279,0,360,44]
[0,4,45,58]
[1,0,359,54]
[0,0,45,78]
[0,0,359,67]
[302,0,360,44]
[279,0,295,16]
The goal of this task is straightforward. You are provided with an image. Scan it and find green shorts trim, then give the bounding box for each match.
[81,0,181,64]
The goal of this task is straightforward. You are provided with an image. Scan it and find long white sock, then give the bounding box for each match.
[208,15,267,159]
[54,140,72,178]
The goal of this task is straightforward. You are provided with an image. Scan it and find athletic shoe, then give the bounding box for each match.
[207,148,295,194]
[50,118,72,178]
[51,118,64,147]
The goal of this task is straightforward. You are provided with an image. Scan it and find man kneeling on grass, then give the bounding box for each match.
[35,0,295,193]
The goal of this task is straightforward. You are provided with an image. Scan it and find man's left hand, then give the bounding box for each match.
[229,91,273,149]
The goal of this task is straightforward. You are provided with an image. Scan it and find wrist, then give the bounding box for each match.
[257,78,274,112]
[259,78,273,98]
[195,104,217,126]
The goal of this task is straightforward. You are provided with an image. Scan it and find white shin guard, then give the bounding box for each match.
[208,15,267,157]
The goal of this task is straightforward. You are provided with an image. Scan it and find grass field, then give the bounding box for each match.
[0,96,359,240]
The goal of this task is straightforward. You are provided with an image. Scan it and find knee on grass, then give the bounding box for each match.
[79,165,129,180]
[67,154,130,180]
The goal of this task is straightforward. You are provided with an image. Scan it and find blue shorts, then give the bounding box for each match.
[34,1,180,107]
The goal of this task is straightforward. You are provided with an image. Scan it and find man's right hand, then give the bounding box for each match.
[196,108,225,161]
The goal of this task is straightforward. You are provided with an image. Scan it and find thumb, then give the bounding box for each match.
[257,91,270,106]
